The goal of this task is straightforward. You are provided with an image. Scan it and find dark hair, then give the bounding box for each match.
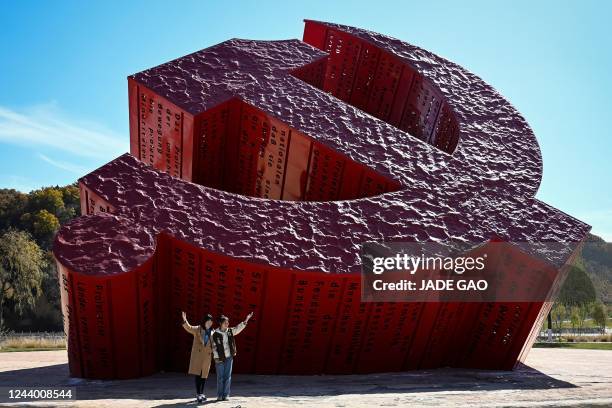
[218,314,228,325]
[200,313,213,326]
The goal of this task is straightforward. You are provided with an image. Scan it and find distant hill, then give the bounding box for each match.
[577,233,612,303]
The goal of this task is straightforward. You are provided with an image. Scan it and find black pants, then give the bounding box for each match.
[194,373,206,394]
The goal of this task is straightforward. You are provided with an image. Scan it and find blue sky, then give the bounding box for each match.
[1,1,610,240]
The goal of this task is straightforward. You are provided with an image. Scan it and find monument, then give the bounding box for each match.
[53,20,590,379]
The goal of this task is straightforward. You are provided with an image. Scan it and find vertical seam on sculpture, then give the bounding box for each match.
[69,272,84,377]
[106,279,118,378]
[277,272,296,374]
[443,303,464,367]
[345,36,363,104]
[179,111,184,178]
[352,300,374,373]
[151,240,160,372]
[460,303,484,368]
[388,65,408,124]
[360,45,382,110]
[197,250,203,324]
[279,129,291,199]
[397,69,417,133]
[236,100,245,194]
[322,276,347,372]
[418,303,445,369]
[220,102,230,189]
[427,93,444,146]
[253,267,268,372]
[420,304,444,369]
[136,84,141,160]
[135,265,143,376]
[156,233,169,370]
[303,138,315,200]
[401,302,425,370]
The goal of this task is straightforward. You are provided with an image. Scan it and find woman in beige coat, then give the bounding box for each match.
[181,311,214,403]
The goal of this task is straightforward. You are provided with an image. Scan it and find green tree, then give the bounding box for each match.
[551,303,566,340]
[577,304,590,335]
[60,184,81,223]
[570,306,580,335]
[592,302,607,333]
[0,189,27,230]
[558,266,597,307]
[0,184,80,331]
[0,230,46,328]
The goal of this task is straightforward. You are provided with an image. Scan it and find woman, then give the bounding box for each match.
[212,311,253,401]
[181,311,214,403]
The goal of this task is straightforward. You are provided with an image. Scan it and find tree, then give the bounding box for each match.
[31,210,60,247]
[592,302,607,333]
[577,304,589,335]
[0,189,27,230]
[0,230,46,328]
[28,188,65,216]
[551,303,566,340]
[570,306,580,335]
[558,266,597,307]
[60,184,81,223]
[0,183,80,331]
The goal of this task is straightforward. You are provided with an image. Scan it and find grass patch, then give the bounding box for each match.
[0,335,66,352]
[534,342,612,350]
[1,347,66,352]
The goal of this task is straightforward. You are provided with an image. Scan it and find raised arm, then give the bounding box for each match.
[231,312,253,336]
[181,311,198,335]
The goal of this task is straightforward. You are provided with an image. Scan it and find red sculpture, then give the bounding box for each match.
[53,20,590,379]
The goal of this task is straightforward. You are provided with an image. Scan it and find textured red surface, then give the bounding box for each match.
[53,20,590,379]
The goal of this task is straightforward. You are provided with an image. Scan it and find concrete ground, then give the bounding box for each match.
[0,348,610,407]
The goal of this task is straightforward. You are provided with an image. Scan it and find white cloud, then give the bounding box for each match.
[0,102,128,159]
[37,153,88,175]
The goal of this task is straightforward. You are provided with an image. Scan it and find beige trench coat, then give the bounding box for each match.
[182,321,213,378]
